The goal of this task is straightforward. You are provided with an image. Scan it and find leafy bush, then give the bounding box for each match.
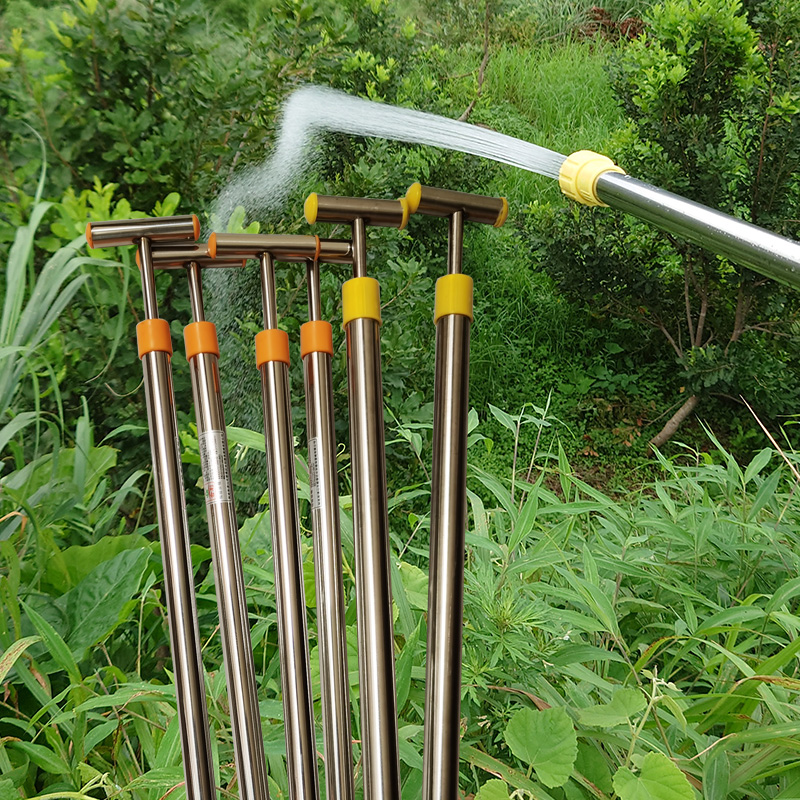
[527,0,800,449]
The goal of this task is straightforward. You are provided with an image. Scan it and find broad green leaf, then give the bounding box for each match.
[398,561,428,610]
[504,707,577,788]
[575,741,613,794]
[578,688,646,728]
[475,779,510,800]
[63,547,149,658]
[0,636,40,683]
[7,741,70,774]
[612,752,694,800]
[46,533,148,593]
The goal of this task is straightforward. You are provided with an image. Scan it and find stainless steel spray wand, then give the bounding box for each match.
[145,242,271,800]
[303,194,410,800]
[403,184,508,800]
[85,216,217,800]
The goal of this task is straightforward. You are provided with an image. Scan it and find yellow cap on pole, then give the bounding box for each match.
[559,150,625,207]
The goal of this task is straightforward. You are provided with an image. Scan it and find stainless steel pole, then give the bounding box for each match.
[185,263,270,800]
[304,194,409,800]
[301,259,355,800]
[344,241,401,800]
[423,212,472,800]
[402,185,507,800]
[257,253,320,800]
[595,172,800,289]
[137,238,217,800]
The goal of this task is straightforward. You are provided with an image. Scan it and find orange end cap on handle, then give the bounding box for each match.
[136,318,173,359]
[85,223,95,249]
[192,214,200,241]
[255,328,290,368]
[207,233,217,258]
[300,320,333,359]
[184,321,219,361]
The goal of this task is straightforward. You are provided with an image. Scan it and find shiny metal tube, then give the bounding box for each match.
[346,317,401,800]
[87,215,198,248]
[596,172,800,289]
[422,314,471,800]
[409,184,505,227]
[309,195,407,228]
[448,213,464,276]
[260,359,320,800]
[186,266,270,800]
[211,234,320,262]
[303,262,354,800]
[142,350,216,800]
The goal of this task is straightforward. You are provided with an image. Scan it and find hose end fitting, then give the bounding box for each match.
[559,150,625,207]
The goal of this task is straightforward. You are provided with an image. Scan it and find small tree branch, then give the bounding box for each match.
[458,0,491,122]
[648,394,699,453]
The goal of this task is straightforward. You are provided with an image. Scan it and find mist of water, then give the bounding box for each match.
[211,85,566,227]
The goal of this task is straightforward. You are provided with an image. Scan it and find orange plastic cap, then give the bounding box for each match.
[184,321,219,361]
[192,214,200,241]
[207,232,217,258]
[300,320,333,359]
[255,328,290,368]
[85,223,95,249]
[137,319,173,359]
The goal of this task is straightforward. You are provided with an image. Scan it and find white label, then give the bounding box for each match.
[199,429,232,506]
[308,436,321,511]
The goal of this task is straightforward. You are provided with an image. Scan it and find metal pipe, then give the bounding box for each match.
[447,212,464,276]
[258,256,320,800]
[403,183,506,800]
[137,247,216,800]
[346,316,401,800]
[595,172,800,289]
[185,263,271,800]
[303,260,355,800]
[423,313,470,800]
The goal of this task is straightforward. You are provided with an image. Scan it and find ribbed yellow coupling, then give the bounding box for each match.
[559,150,625,207]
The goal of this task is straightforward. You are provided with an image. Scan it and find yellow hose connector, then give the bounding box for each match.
[559,150,625,207]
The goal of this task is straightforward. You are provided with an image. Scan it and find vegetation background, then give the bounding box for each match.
[2,0,800,798]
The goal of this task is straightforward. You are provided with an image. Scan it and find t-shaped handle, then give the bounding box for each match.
[86,215,199,248]
[140,242,245,269]
[405,184,507,227]
[208,234,320,262]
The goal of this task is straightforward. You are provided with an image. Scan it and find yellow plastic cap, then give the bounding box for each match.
[399,197,410,230]
[559,150,625,207]
[305,193,319,224]
[342,277,381,327]
[434,274,473,324]
[494,197,509,227]
[405,183,422,214]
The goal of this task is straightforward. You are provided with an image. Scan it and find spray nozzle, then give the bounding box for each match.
[558,150,625,207]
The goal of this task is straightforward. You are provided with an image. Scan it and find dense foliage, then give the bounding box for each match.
[2,0,800,798]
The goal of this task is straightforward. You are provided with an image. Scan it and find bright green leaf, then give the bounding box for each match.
[612,752,694,800]
[475,779,510,800]
[504,707,577,788]
[578,688,646,727]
